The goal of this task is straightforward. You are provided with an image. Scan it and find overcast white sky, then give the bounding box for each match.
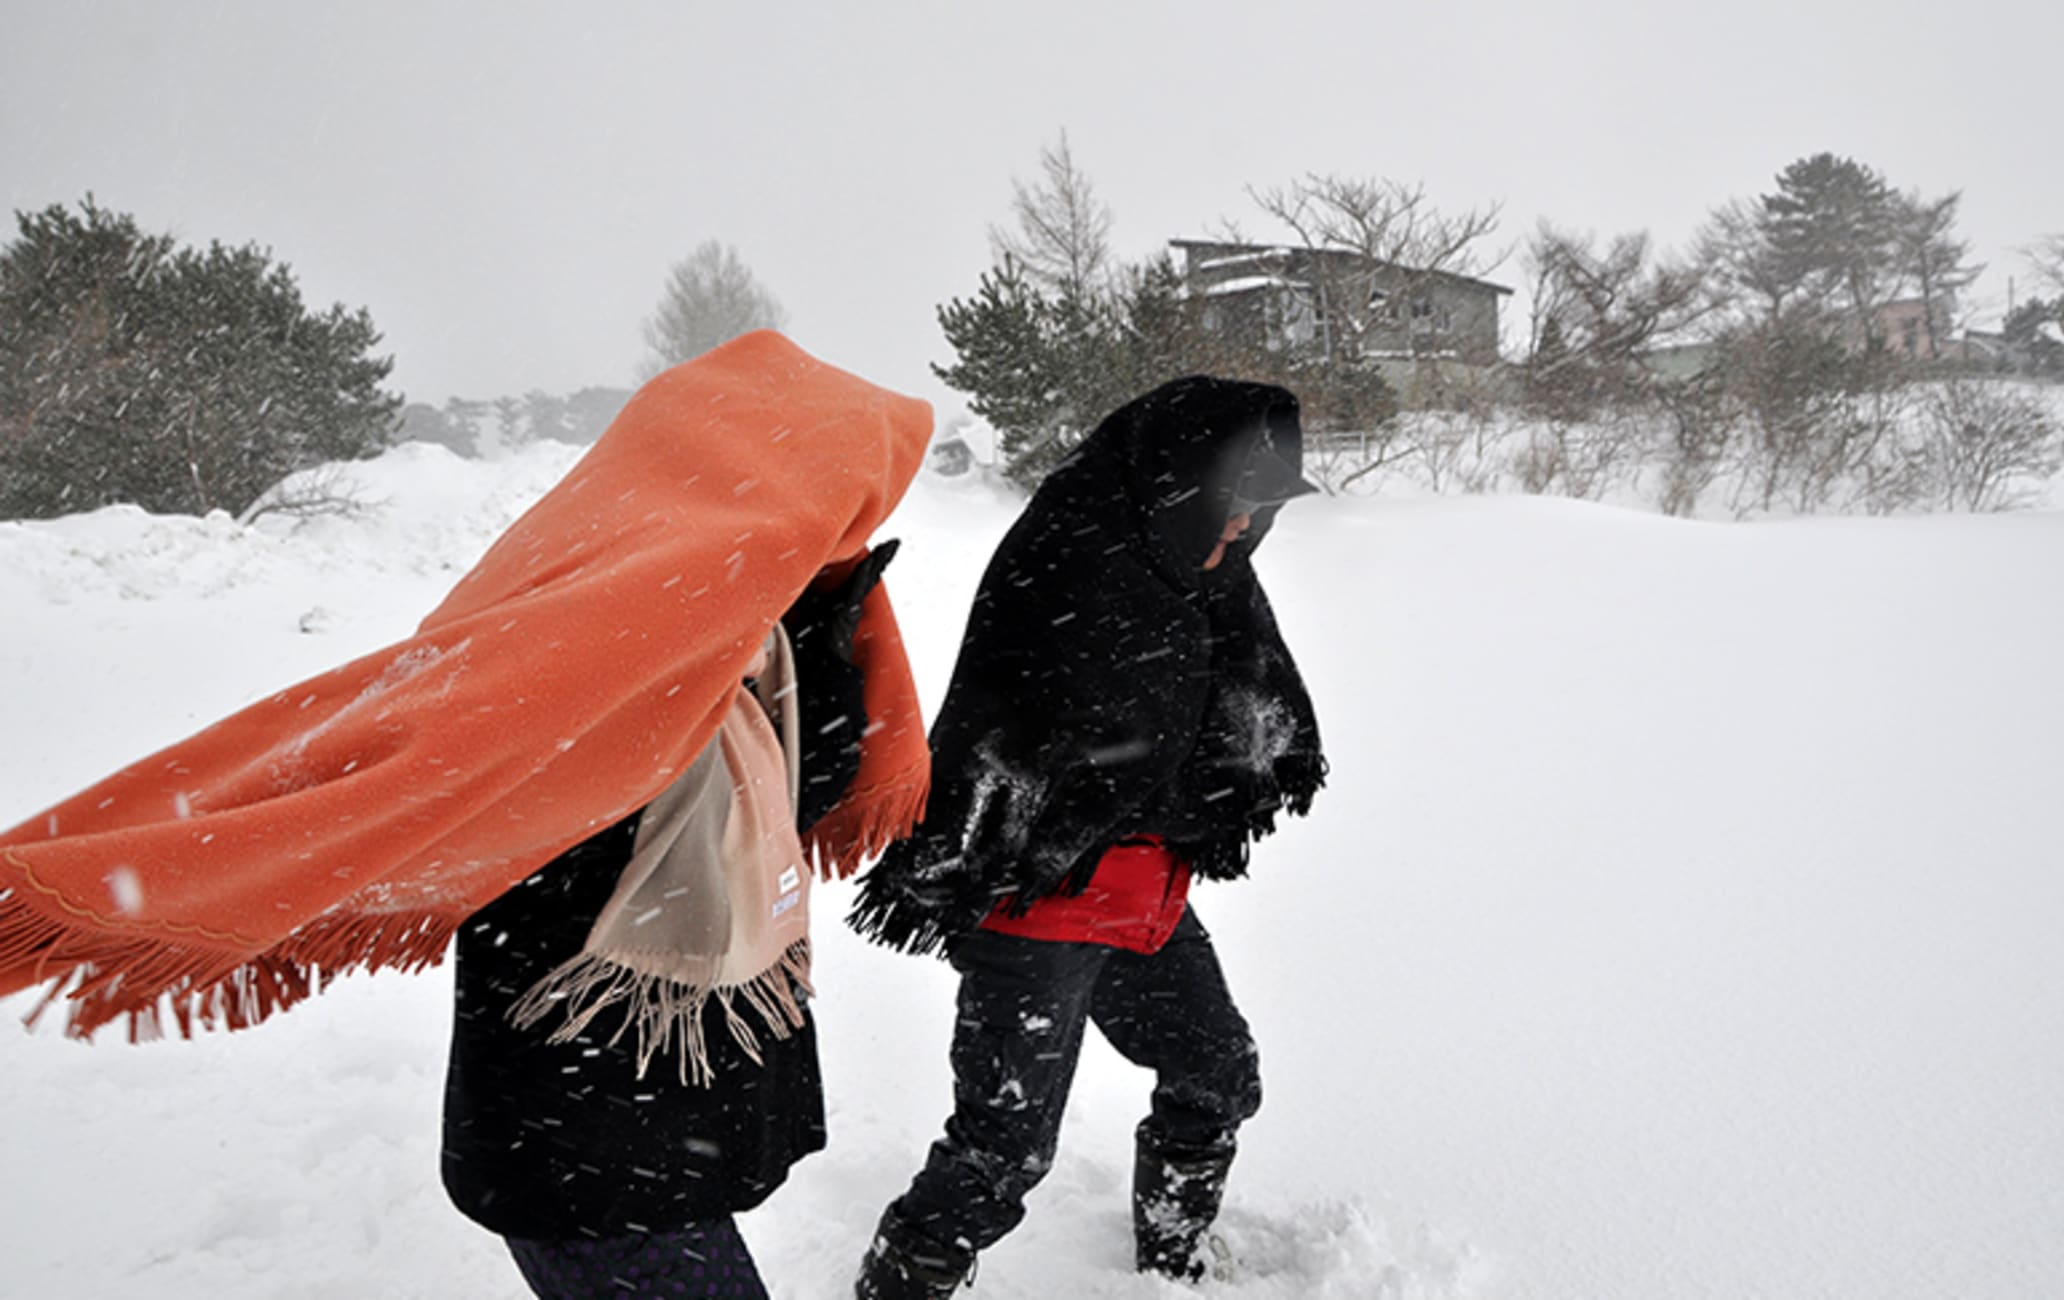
[4,0,2057,418]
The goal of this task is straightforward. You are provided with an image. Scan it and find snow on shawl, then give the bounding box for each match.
[0,331,932,1039]
[849,375,1325,957]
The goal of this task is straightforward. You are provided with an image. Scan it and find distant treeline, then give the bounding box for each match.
[396,388,632,459]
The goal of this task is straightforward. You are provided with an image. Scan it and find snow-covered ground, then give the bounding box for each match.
[2,441,2060,1299]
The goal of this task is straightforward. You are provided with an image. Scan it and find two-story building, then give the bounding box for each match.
[1170,238,1511,367]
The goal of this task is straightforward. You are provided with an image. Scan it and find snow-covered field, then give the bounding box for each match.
[3,440,2060,1299]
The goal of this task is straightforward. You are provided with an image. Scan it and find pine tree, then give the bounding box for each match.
[933,259,1075,488]
[2001,298,2064,375]
[1758,154,1902,343]
[0,200,173,516]
[1895,191,1979,357]
[522,389,570,444]
[2002,298,2061,345]
[0,199,399,520]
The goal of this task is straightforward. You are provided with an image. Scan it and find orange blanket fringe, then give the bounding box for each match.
[0,331,932,1039]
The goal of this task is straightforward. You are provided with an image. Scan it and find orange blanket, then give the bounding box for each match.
[0,331,932,1039]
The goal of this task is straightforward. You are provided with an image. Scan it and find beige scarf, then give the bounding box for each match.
[508,627,812,1085]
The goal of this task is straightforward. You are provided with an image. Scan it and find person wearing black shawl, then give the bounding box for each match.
[849,376,1326,1297]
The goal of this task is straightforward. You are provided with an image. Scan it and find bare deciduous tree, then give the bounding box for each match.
[1508,410,1652,501]
[641,240,788,379]
[1246,174,1502,360]
[1918,377,2064,511]
[1523,223,1709,412]
[990,131,1112,301]
[237,465,385,525]
[2026,234,2064,295]
[1653,373,1733,518]
[1504,225,1712,502]
[1839,383,1925,515]
[1389,370,1512,494]
[1696,197,1797,325]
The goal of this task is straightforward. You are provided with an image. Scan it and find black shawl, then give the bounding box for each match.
[849,376,1326,956]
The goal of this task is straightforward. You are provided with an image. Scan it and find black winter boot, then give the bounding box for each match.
[854,1212,974,1300]
[1133,1134,1236,1281]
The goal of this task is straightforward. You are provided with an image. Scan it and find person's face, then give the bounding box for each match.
[1202,512,1254,570]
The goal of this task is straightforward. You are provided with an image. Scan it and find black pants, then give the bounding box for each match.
[505,1218,766,1299]
[885,908,1262,1257]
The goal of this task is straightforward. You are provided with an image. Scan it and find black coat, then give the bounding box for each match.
[440,815,827,1240]
[850,377,1325,956]
[441,556,888,1241]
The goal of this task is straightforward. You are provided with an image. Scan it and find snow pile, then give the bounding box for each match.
[2,442,2060,1298]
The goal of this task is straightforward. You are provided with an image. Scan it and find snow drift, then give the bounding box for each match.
[2,441,2059,1298]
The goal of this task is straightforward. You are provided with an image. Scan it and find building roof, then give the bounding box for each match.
[1198,273,1311,297]
[1194,248,1293,273]
[1169,238,1513,296]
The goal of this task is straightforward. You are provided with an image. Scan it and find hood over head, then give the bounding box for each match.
[1051,375,1315,576]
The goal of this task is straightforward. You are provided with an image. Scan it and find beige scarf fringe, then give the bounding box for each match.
[507,935,812,1087]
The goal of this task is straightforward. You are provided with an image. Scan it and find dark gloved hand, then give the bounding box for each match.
[783,539,899,831]
[789,538,899,666]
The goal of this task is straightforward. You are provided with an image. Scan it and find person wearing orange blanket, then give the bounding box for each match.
[0,331,934,1298]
